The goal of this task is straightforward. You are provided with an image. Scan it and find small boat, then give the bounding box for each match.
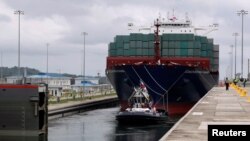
[116,82,168,124]
[116,107,167,124]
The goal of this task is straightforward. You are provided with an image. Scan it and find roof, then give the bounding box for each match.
[72,81,97,87]
[75,76,99,80]
[28,73,71,79]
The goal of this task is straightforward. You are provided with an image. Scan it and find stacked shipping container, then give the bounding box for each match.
[108,33,219,71]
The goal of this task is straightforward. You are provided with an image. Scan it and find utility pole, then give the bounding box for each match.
[14,10,24,79]
[232,32,239,78]
[237,10,248,78]
[46,43,49,84]
[248,59,249,80]
[81,32,87,97]
[0,51,3,82]
[230,45,233,79]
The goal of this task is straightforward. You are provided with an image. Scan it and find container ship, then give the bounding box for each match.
[106,14,219,116]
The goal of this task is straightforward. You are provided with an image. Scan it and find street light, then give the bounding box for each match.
[229,45,233,79]
[248,59,250,80]
[81,32,87,97]
[14,10,24,79]
[237,10,248,78]
[46,43,49,84]
[232,32,239,78]
[0,51,3,82]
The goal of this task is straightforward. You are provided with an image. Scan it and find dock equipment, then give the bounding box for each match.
[0,83,48,141]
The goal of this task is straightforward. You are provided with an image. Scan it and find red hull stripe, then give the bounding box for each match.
[0,84,38,89]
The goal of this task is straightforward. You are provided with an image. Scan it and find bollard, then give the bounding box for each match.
[240,90,246,97]
[237,88,241,94]
[247,96,250,102]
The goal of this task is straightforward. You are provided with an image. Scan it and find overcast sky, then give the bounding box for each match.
[0,0,249,79]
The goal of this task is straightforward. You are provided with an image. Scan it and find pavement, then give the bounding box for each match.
[160,85,250,141]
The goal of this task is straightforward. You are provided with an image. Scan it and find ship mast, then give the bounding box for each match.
[154,18,161,63]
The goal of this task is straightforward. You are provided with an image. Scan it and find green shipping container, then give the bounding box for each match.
[201,44,207,51]
[114,35,124,42]
[175,48,180,56]
[162,41,169,48]
[109,50,116,56]
[180,48,188,56]
[175,42,180,48]
[142,35,148,41]
[162,49,168,56]
[136,48,142,56]
[148,49,154,56]
[109,43,115,50]
[142,49,149,56]
[194,41,201,49]
[123,36,129,42]
[169,41,175,48]
[188,49,193,56]
[187,41,194,48]
[180,41,188,49]
[195,36,201,41]
[129,49,136,56]
[194,48,200,56]
[148,34,155,41]
[169,34,176,41]
[169,49,175,56]
[207,43,213,50]
[149,41,154,48]
[142,42,149,48]
[116,41,123,48]
[124,43,129,49]
[123,49,130,56]
[200,36,208,43]
[116,49,123,56]
[130,41,136,48]
[136,41,142,48]
[201,51,207,57]
[162,34,169,40]
[185,34,194,40]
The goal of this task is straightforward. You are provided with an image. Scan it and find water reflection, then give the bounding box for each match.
[48,107,178,141]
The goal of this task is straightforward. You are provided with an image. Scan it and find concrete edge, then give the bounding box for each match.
[159,87,215,141]
[48,95,117,111]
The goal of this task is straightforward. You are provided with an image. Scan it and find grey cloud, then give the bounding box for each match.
[0,14,11,22]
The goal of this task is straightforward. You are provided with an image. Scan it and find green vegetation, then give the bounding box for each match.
[0,66,40,77]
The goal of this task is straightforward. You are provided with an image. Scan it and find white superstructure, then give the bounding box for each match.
[128,13,218,35]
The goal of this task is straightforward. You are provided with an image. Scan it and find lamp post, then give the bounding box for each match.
[81,32,87,97]
[46,43,49,84]
[237,10,248,78]
[14,10,24,79]
[232,32,239,78]
[230,45,233,79]
[0,51,2,82]
[248,59,250,80]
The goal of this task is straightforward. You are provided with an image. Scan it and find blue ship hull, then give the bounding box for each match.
[106,65,217,115]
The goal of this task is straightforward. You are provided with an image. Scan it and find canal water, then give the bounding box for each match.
[48,107,178,141]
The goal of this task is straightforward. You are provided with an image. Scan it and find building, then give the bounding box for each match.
[75,76,99,85]
[71,81,112,95]
[6,76,23,84]
[6,73,72,97]
[72,76,112,95]
[27,73,72,97]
